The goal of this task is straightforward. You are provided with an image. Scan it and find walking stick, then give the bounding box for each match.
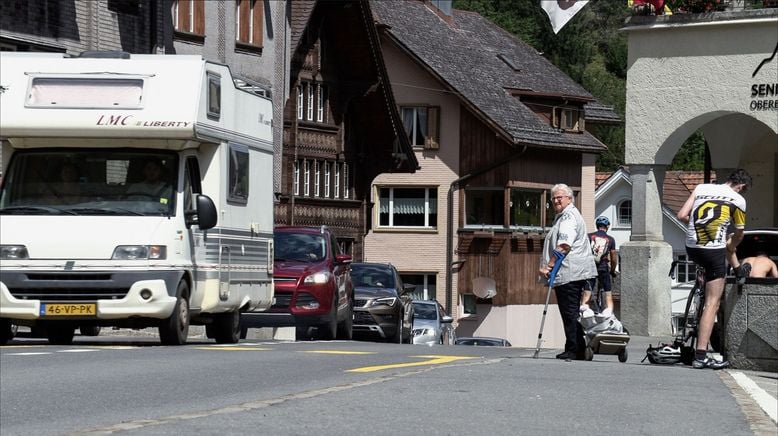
[533,251,566,358]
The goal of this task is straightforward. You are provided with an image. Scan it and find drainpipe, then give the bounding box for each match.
[445,145,528,315]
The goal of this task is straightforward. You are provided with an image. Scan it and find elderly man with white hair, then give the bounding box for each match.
[539,183,597,361]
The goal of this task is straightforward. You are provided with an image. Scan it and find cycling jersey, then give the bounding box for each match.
[684,183,746,249]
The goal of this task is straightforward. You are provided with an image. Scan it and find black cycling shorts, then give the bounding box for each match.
[686,246,727,281]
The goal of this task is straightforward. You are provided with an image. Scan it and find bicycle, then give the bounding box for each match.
[668,260,724,365]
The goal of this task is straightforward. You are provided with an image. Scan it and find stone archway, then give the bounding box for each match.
[620,9,778,335]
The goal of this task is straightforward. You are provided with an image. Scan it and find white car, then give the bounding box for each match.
[411,300,454,345]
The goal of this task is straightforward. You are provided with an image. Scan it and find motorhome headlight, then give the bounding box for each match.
[112,245,167,260]
[0,245,29,260]
[370,297,397,307]
[303,271,331,284]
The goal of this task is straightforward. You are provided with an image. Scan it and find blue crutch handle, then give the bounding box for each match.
[547,250,566,287]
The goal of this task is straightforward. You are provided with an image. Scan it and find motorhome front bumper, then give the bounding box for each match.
[0,273,178,320]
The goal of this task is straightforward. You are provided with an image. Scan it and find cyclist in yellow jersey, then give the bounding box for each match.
[677,169,752,369]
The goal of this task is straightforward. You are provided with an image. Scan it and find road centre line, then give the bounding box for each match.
[301,350,377,355]
[57,349,98,353]
[730,371,778,423]
[193,347,272,351]
[70,356,502,435]
[347,355,477,373]
[4,352,52,356]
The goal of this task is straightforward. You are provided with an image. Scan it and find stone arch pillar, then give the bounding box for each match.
[621,9,778,336]
[621,165,672,336]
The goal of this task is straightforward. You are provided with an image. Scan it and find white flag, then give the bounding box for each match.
[541,0,589,34]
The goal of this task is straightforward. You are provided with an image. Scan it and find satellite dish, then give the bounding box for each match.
[472,276,497,299]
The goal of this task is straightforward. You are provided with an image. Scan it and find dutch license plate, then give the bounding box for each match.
[40,303,96,316]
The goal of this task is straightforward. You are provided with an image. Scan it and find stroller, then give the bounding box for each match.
[579,308,630,362]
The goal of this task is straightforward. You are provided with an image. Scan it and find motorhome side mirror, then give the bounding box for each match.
[441,315,454,324]
[196,195,217,230]
[335,254,352,265]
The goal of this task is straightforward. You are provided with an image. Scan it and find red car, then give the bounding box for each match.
[241,226,353,340]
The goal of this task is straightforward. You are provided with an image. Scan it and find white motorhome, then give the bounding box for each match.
[0,52,274,345]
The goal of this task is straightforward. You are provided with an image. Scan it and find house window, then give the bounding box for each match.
[343,163,350,199]
[303,159,310,196]
[296,85,303,120]
[674,254,697,284]
[378,187,438,228]
[553,107,581,131]
[462,294,477,316]
[293,160,300,195]
[401,273,437,301]
[306,84,314,121]
[337,238,353,257]
[314,161,320,197]
[324,162,331,198]
[334,163,341,199]
[317,85,327,122]
[510,188,545,228]
[173,0,205,35]
[227,143,249,204]
[400,106,439,149]
[235,0,263,48]
[618,200,632,226]
[465,188,504,227]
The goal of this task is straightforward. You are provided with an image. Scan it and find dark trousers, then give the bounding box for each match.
[555,280,586,354]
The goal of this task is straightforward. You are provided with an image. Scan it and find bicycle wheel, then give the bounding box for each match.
[680,286,702,348]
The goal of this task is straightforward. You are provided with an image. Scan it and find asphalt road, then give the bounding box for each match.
[1,332,775,436]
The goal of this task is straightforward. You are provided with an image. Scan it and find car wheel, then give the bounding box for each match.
[318,298,338,340]
[46,324,76,345]
[296,325,312,341]
[337,301,353,340]
[0,319,13,345]
[388,316,402,343]
[211,310,241,344]
[79,325,101,336]
[159,281,190,345]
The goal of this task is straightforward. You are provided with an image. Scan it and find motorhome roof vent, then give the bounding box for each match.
[75,51,131,59]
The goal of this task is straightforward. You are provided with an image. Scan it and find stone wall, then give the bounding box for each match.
[722,279,778,372]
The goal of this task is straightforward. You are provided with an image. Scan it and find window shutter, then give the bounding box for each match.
[177,0,190,31]
[193,0,205,35]
[252,0,264,47]
[424,106,440,150]
[238,0,250,42]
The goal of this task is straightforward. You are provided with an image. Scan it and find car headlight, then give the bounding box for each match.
[412,328,431,336]
[112,245,167,260]
[370,297,397,307]
[303,271,331,284]
[0,245,29,260]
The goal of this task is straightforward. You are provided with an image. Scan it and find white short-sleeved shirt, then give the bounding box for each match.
[684,183,747,249]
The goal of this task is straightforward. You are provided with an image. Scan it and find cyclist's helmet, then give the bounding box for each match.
[644,343,681,364]
[595,216,610,228]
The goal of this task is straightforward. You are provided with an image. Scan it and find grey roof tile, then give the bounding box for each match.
[371,1,618,151]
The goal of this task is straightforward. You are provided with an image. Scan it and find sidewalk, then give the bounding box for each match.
[627,335,777,430]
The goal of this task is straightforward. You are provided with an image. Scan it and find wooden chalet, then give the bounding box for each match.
[278,0,418,260]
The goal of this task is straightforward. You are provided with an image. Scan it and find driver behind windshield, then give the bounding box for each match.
[126,159,173,202]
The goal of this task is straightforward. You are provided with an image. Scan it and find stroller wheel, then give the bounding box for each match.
[585,347,594,361]
[618,348,628,363]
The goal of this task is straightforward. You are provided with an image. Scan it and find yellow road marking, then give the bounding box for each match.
[301,350,377,355]
[193,347,272,351]
[347,355,477,373]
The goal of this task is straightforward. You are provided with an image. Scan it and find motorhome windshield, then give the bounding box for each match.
[0,149,178,216]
